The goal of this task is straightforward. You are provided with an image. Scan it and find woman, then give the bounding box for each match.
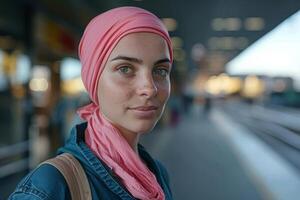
[9,6,173,200]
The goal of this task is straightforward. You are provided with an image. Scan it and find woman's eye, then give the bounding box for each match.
[118,66,133,74]
[153,68,169,77]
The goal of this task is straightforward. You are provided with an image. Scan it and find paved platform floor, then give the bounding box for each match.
[141,108,263,200]
[141,103,300,200]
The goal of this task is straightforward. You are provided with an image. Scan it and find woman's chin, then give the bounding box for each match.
[131,122,157,134]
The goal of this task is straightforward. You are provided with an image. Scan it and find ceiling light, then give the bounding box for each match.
[171,37,183,48]
[212,17,241,31]
[225,18,242,31]
[162,18,177,31]
[211,18,224,31]
[235,37,249,49]
[245,17,265,31]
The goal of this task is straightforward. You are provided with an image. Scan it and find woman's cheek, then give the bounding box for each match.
[159,81,171,94]
[157,88,170,104]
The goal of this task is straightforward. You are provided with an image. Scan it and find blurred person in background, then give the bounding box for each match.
[9,6,173,200]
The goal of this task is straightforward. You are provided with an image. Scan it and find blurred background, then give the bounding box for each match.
[1,0,300,199]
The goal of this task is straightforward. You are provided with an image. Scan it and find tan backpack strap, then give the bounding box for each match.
[40,153,92,200]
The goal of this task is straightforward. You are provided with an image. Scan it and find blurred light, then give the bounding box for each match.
[222,37,235,50]
[211,18,224,31]
[242,75,265,98]
[31,65,50,79]
[30,65,50,107]
[245,17,265,31]
[0,50,30,88]
[205,76,220,95]
[171,37,183,48]
[226,18,242,31]
[29,78,49,92]
[229,77,243,93]
[161,18,177,31]
[61,77,86,95]
[227,10,300,91]
[13,54,31,85]
[205,74,242,95]
[191,43,206,62]
[211,17,241,31]
[193,74,209,94]
[173,48,186,62]
[30,65,50,92]
[2,51,16,75]
[61,57,85,95]
[208,37,246,50]
[60,57,81,80]
[235,37,249,49]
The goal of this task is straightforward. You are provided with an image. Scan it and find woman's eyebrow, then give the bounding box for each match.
[110,56,171,65]
[110,56,143,63]
[154,58,171,65]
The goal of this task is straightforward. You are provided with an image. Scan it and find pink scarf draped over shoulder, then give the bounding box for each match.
[77,7,173,200]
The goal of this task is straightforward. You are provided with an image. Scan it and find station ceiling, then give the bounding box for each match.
[1,0,300,70]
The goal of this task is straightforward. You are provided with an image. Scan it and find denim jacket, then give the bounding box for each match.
[9,123,173,200]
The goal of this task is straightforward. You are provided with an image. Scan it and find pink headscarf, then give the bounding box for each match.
[77,7,173,199]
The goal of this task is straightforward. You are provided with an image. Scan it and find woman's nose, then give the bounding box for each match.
[137,74,158,98]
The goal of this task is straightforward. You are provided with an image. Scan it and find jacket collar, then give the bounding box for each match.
[58,122,168,199]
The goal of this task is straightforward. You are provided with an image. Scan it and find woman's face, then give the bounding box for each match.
[98,32,171,135]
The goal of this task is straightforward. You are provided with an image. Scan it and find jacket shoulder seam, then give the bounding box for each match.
[13,185,55,200]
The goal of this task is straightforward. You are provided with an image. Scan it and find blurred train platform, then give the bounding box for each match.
[2,100,300,199]
[140,100,300,200]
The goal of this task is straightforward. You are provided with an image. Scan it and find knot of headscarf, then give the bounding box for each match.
[77,6,173,200]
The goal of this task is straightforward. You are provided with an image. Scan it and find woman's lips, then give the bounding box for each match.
[129,106,159,118]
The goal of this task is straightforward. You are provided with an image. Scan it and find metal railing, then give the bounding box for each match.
[0,141,29,179]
